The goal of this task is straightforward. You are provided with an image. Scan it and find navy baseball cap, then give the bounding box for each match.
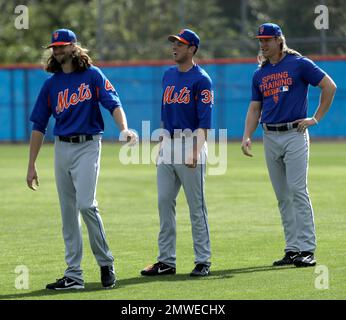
[46,29,77,48]
[168,29,200,48]
[255,23,282,38]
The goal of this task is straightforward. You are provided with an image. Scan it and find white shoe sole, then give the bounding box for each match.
[48,285,85,290]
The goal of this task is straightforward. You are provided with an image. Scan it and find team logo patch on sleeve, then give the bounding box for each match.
[105,79,115,91]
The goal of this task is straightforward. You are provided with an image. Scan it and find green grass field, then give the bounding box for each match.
[0,142,345,300]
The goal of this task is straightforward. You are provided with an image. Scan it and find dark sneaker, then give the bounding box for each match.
[294,251,316,267]
[273,251,299,266]
[101,265,116,289]
[46,276,84,290]
[190,264,210,277]
[141,262,176,276]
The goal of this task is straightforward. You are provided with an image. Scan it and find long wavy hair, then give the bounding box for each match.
[44,44,92,73]
[257,35,302,67]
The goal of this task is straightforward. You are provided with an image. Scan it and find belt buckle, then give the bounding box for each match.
[70,135,80,143]
[277,124,286,132]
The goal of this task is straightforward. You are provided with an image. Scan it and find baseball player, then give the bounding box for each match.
[26,29,137,290]
[241,23,336,267]
[141,29,213,277]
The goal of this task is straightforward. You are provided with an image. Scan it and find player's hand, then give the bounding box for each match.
[27,165,39,191]
[293,118,317,133]
[241,138,253,157]
[155,147,162,167]
[185,153,198,168]
[122,129,138,146]
[155,151,159,167]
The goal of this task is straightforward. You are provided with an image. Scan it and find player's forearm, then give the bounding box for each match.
[195,128,208,154]
[243,106,261,140]
[112,107,128,131]
[28,130,44,167]
[314,78,337,122]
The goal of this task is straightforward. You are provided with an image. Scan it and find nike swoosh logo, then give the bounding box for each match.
[302,256,313,262]
[158,267,172,274]
[64,280,76,286]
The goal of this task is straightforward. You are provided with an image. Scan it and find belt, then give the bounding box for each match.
[262,123,298,132]
[58,135,93,143]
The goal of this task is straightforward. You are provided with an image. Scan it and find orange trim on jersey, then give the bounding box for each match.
[96,86,100,99]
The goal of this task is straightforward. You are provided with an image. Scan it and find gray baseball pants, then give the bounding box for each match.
[157,137,211,267]
[54,136,114,284]
[263,128,316,253]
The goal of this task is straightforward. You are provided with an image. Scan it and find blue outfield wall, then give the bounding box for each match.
[0,58,345,142]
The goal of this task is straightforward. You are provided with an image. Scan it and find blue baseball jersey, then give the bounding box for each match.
[30,65,121,136]
[161,65,213,135]
[251,54,326,124]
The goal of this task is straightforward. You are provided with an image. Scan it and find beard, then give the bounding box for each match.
[54,52,73,65]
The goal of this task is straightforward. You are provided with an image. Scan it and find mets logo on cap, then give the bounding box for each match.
[259,26,264,34]
[53,32,59,40]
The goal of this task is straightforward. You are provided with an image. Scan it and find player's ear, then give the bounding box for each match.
[188,45,197,55]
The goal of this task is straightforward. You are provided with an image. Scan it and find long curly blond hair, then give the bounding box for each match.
[257,35,302,67]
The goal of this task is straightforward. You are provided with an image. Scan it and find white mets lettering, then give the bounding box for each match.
[55,83,92,114]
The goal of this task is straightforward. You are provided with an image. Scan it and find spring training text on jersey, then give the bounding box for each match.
[120,303,226,317]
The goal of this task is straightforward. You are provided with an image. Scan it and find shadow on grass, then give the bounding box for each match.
[0,264,295,300]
